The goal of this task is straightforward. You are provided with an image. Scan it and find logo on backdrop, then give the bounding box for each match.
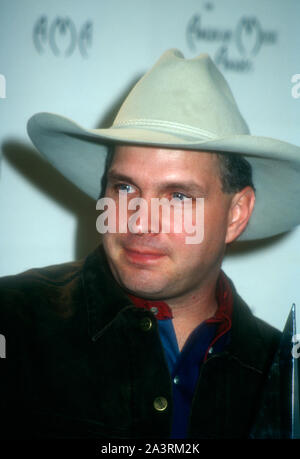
[33,16,93,58]
[186,2,278,72]
[291,74,300,99]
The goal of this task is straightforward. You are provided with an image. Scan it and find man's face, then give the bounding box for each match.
[102,145,236,301]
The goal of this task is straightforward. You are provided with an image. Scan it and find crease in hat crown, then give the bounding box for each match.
[110,49,250,140]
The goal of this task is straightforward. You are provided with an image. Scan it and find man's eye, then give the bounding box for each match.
[116,184,135,194]
[172,192,190,201]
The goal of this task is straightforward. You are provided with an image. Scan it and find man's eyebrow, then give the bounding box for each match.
[161,182,208,196]
[106,170,136,184]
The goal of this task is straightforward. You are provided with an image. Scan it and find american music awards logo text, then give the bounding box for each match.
[186,3,278,72]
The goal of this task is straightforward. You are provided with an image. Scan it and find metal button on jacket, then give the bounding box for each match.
[153,396,168,412]
[173,375,180,385]
[140,316,152,331]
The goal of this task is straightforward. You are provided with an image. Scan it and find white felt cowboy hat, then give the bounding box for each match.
[27,49,300,241]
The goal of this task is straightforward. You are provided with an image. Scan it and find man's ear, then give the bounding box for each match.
[225,186,256,244]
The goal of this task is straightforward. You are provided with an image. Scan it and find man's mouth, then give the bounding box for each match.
[123,246,167,264]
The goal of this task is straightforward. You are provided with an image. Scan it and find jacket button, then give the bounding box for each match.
[140,317,152,331]
[153,396,168,412]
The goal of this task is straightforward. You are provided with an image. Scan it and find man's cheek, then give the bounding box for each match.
[102,233,119,257]
[171,198,205,245]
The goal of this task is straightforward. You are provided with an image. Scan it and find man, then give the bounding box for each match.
[1,49,300,439]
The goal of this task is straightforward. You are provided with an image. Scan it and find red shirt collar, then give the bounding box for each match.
[127,294,173,320]
[127,270,233,327]
[203,270,233,359]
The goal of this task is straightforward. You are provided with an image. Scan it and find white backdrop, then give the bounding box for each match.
[0,0,299,331]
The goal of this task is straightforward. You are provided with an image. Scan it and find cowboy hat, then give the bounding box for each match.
[27,49,300,241]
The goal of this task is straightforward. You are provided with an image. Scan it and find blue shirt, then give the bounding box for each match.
[158,318,230,438]
[128,270,233,439]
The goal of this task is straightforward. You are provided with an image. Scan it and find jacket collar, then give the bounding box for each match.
[81,245,279,372]
[81,245,136,341]
[224,277,279,373]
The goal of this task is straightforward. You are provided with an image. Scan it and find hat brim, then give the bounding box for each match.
[27,112,300,241]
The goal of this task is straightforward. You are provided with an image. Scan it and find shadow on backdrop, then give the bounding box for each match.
[2,141,99,260]
[226,231,290,258]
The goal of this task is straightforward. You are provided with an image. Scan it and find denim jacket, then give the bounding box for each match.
[0,245,281,439]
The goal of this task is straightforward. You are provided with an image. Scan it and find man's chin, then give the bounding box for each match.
[123,282,165,299]
[104,243,173,298]
[116,272,170,300]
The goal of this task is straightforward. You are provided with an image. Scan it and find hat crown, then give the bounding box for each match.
[113,49,250,140]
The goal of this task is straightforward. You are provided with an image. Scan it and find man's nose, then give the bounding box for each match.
[127,196,159,235]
